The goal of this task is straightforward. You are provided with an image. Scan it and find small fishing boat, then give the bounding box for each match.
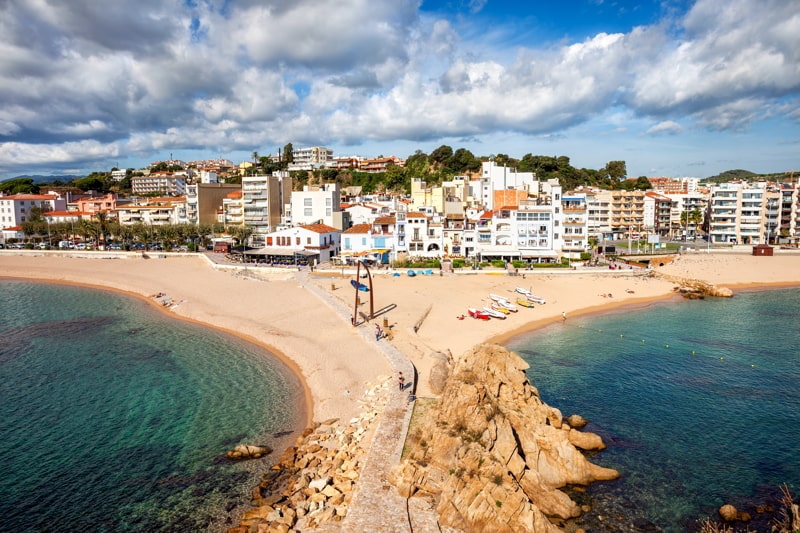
[490,302,510,315]
[468,307,490,320]
[516,298,536,308]
[515,287,533,296]
[350,279,369,292]
[483,306,507,319]
[526,294,546,305]
[489,293,517,312]
[407,270,417,277]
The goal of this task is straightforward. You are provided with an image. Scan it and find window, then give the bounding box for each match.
[307,237,311,244]
[304,208,313,216]
[296,237,300,245]
[304,198,312,206]
[325,198,332,206]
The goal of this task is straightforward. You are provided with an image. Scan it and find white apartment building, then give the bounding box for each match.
[255,223,340,264]
[242,174,293,245]
[289,147,333,171]
[116,200,186,226]
[585,189,613,241]
[290,183,346,230]
[405,211,443,257]
[131,174,186,196]
[473,179,564,263]
[478,161,538,210]
[664,191,709,238]
[708,182,767,244]
[0,193,67,228]
[561,193,589,259]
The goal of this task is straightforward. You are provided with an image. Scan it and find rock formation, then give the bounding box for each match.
[226,444,273,460]
[390,344,620,532]
[654,273,734,298]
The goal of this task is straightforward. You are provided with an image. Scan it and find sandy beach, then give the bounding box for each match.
[2,250,799,416]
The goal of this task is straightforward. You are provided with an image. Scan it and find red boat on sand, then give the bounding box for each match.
[467,307,490,320]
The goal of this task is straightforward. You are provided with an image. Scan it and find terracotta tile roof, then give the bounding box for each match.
[373,216,396,224]
[406,211,428,218]
[343,223,371,234]
[1,194,59,200]
[300,223,340,234]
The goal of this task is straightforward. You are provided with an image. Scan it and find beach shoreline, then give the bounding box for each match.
[2,250,800,530]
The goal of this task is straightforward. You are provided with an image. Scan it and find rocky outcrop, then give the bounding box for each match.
[655,273,734,298]
[389,344,620,533]
[226,444,273,460]
[230,378,390,533]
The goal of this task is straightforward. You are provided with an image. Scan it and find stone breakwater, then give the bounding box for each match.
[228,377,391,533]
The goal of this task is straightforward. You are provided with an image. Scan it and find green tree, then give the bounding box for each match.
[430,145,453,166]
[603,160,627,181]
[448,148,480,174]
[283,143,294,164]
[384,164,409,193]
[0,178,39,194]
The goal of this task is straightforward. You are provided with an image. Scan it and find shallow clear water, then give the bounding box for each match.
[507,288,800,532]
[0,281,305,532]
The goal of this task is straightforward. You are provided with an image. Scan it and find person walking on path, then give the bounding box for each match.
[375,324,382,341]
[398,372,405,390]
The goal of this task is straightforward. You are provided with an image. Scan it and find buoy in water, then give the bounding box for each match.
[665,344,669,348]
[691,351,696,355]
[620,334,624,338]
[720,357,724,361]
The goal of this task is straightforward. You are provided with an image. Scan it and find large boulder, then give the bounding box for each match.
[391,344,620,532]
[227,444,273,460]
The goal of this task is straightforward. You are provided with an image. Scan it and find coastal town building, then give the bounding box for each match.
[561,193,590,259]
[289,183,347,230]
[248,223,340,264]
[115,197,187,226]
[242,174,293,246]
[643,192,673,237]
[0,193,67,227]
[610,190,646,239]
[71,193,117,217]
[220,190,244,227]
[708,182,768,245]
[131,173,186,196]
[185,183,241,225]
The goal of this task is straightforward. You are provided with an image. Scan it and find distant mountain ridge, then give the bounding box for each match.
[5,175,80,184]
[703,169,796,184]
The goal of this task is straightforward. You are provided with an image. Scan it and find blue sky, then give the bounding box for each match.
[0,0,798,180]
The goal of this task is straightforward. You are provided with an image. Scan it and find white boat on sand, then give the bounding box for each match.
[482,306,507,319]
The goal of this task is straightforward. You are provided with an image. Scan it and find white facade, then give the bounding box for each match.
[0,194,67,228]
[131,175,187,196]
[561,193,589,258]
[242,174,292,244]
[479,161,538,210]
[708,182,767,244]
[290,183,343,229]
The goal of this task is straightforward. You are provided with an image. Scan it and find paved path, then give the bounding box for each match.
[299,272,444,533]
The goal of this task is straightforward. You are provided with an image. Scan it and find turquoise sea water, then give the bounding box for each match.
[0,281,305,532]
[507,287,800,532]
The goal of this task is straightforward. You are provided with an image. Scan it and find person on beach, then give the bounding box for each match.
[375,324,382,340]
[398,372,405,390]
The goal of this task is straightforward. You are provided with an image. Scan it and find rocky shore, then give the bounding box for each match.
[389,344,620,532]
[228,377,391,533]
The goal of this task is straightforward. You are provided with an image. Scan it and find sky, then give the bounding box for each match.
[1,0,799,181]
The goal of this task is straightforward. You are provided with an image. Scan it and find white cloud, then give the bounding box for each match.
[646,120,683,135]
[0,0,798,178]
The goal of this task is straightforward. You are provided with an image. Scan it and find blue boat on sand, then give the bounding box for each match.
[350,279,369,291]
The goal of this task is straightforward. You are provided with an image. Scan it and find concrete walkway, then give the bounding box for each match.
[299,272,444,533]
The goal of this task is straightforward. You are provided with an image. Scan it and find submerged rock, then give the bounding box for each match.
[227,444,273,460]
